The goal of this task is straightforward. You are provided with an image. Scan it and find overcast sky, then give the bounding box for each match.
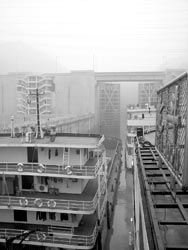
[0,0,188,72]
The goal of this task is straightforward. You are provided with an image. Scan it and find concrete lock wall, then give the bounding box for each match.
[0,71,96,129]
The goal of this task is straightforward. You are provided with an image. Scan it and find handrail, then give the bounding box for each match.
[0,157,104,177]
[0,195,96,212]
[0,225,98,247]
[0,176,106,212]
[0,186,102,212]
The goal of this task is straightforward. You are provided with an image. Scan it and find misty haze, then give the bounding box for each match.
[0,0,188,250]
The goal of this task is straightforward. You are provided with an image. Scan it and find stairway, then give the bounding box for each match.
[63,148,69,166]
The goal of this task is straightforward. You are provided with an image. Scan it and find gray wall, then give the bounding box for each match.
[0,71,96,129]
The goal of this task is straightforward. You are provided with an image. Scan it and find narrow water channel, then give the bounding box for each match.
[104,167,133,250]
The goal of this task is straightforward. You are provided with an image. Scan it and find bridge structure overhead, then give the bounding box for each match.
[95,71,165,82]
[95,71,165,139]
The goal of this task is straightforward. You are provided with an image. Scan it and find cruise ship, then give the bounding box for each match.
[126,105,156,168]
[0,129,108,250]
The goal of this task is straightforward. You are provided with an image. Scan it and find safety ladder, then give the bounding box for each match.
[63,148,70,166]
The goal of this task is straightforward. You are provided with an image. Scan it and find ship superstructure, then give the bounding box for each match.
[126,106,156,168]
[0,130,107,250]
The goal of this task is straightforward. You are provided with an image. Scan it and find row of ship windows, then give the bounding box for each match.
[14,210,69,222]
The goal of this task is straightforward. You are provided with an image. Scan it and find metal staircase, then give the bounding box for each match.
[63,148,69,166]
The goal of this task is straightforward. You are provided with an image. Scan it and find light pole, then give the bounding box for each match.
[29,88,44,139]
[10,116,15,138]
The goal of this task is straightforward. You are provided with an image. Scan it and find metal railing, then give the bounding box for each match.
[156,72,188,189]
[0,225,98,248]
[0,188,99,213]
[133,139,150,250]
[0,157,104,178]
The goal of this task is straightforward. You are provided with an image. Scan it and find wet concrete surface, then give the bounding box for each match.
[104,167,134,250]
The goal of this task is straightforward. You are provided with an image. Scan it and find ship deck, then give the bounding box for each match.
[0,134,101,148]
[14,178,98,202]
[0,213,97,236]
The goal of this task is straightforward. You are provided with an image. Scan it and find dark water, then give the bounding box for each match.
[104,167,133,250]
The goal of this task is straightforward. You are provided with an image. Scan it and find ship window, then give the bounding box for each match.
[27,147,38,163]
[65,148,68,152]
[72,178,78,182]
[14,210,27,222]
[55,149,58,156]
[49,212,56,220]
[38,176,47,185]
[22,176,34,190]
[60,213,68,221]
[76,149,80,154]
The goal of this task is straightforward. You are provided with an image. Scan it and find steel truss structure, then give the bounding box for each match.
[136,139,188,250]
[155,72,188,190]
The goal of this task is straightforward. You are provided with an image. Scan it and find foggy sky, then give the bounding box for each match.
[0,0,188,73]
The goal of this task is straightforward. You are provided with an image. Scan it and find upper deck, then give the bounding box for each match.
[0,133,106,179]
[0,133,104,149]
[127,107,156,128]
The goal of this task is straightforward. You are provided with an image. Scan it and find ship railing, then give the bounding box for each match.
[0,160,103,178]
[99,192,107,221]
[0,226,98,247]
[0,176,107,212]
[94,157,104,176]
[0,189,99,212]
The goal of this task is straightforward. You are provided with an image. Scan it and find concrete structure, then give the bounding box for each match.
[1,70,179,139]
[0,71,95,130]
[96,83,120,139]
[9,113,96,135]
[138,82,163,108]
[95,71,165,139]
[0,71,165,137]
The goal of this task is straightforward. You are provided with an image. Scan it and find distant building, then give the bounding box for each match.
[97,83,120,138]
[138,82,163,108]
[16,75,55,117]
[0,71,95,129]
